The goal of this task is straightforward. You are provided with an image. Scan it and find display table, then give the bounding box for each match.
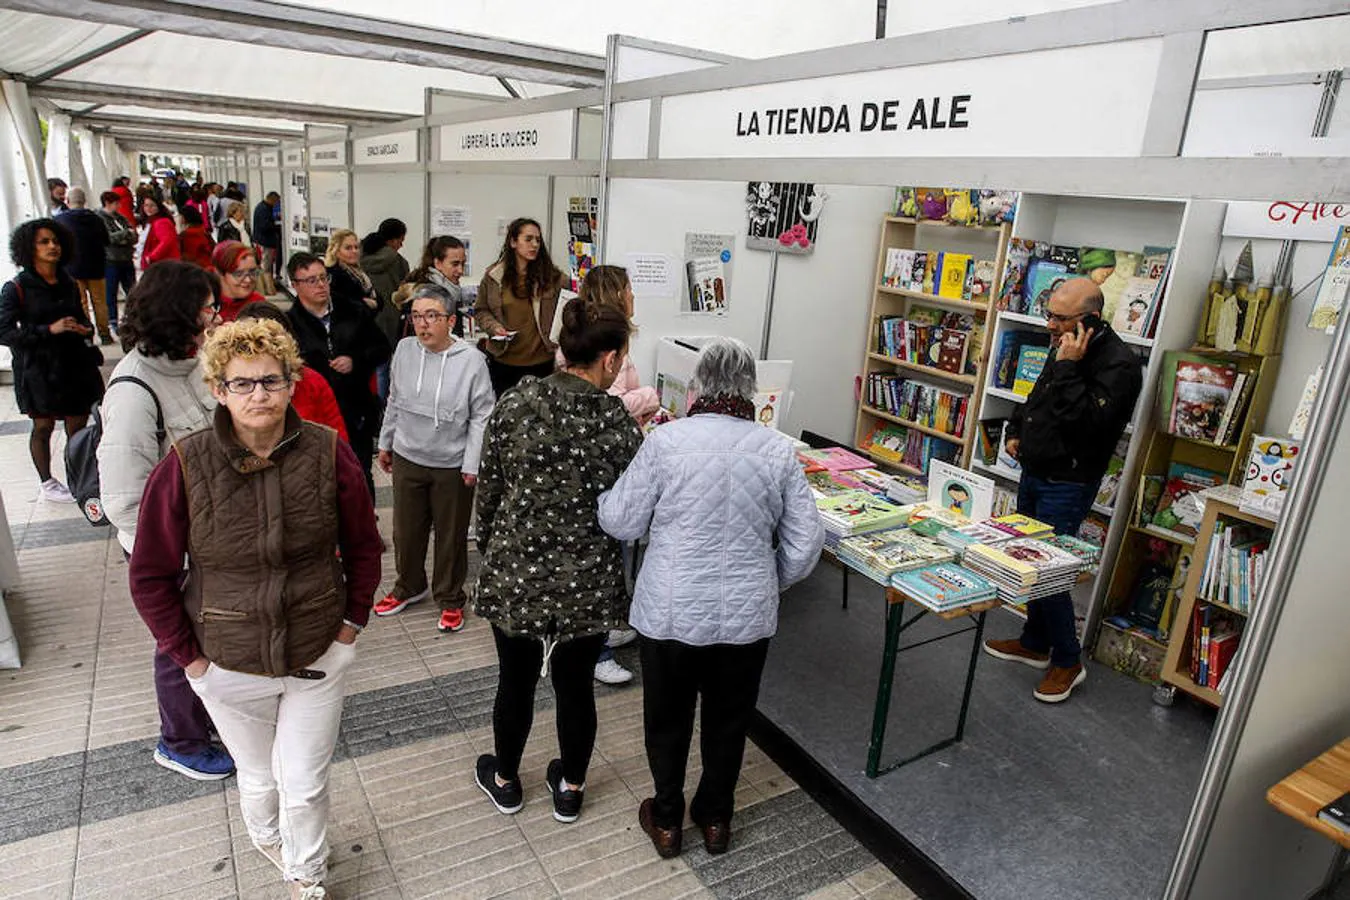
[1266,738,1350,898]
[866,585,999,778]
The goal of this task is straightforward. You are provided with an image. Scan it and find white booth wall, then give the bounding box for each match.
[426,173,551,284]
[261,168,282,205]
[308,169,351,235]
[353,172,426,269]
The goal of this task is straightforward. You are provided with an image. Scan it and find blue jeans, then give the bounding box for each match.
[1016,474,1100,668]
[104,262,135,328]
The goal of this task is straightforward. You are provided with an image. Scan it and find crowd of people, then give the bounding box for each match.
[0,181,827,900]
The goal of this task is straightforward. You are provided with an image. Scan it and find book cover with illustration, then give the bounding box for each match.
[1151,465,1224,539]
[1111,276,1162,336]
[816,491,910,535]
[999,238,1035,313]
[926,460,995,521]
[1241,435,1301,518]
[1168,358,1238,442]
[798,447,874,472]
[1024,259,1071,317]
[938,253,973,300]
[1013,345,1049,396]
[893,564,997,610]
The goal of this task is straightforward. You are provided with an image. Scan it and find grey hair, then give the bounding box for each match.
[67,186,87,207]
[408,283,454,315]
[691,337,757,401]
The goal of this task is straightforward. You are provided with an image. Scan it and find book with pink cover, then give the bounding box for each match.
[797,447,874,472]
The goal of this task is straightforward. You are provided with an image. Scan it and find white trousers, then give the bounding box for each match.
[188,640,355,884]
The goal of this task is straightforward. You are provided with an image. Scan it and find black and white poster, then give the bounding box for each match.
[745,181,827,254]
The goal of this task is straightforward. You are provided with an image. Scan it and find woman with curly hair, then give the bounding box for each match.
[235,300,348,440]
[475,217,564,397]
[130,318,381,900]
[0,218,105,502]
[98,260,231,782]
[212,240,265,322]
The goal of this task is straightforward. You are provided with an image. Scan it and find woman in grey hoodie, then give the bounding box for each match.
[374,284,494,634]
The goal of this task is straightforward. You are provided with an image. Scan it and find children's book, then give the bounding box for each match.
[1013,345,1049,396]
[797,447,874,472]
[998,238,1035,313]
[933,329,970,374]
[1168,357,1238,442]
[1024,259,1069,317]
[1111,276,1162,336]
[837,528,953,577]
[926,460,996,521]
[815,490,910,536]
[1240,435,1300,519]
[938,253,973,300]
[985,513,1054,539]
[893,564,997,612]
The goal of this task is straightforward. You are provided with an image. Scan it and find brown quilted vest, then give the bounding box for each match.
[176,406,344,676]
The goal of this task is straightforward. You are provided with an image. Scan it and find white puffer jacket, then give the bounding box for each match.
[97,350,216,553]
[597,413,825,646]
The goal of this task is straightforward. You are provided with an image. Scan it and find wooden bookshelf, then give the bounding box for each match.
[1160,497,1275,707]
[855,215,1012,474]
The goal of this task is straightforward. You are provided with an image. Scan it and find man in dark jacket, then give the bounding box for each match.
[285,252,391,497]
[97,190,138,333]
[55,187,113,344]
[985,277,1142,704]
[253,192,282,286]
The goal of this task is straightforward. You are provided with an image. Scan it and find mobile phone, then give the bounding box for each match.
[1080,313,1104,334]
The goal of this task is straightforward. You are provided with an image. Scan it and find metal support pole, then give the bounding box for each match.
[760,250,780,360]
[596,34,619,263]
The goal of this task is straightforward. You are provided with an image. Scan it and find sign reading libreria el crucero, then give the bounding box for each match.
[439,109,574,162]
[653,39,1165,160]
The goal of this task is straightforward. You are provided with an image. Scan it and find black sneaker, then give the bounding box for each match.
[475,754,523,814]
[546,758,585,823]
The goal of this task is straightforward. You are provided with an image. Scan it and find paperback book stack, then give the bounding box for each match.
[836,528,954,584]
[815,491,912,549]
[985,514,1054,540]
[935,521,1015,557]
[1040,533,1102,569]
[891,564,998,614]
[864,373,969,437]
[1197,519,1270,614]
[962,538,1083,606]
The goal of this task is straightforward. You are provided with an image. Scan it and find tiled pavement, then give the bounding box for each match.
[0,355,917,900]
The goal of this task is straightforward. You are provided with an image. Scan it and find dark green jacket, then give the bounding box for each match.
[473,372,643,640]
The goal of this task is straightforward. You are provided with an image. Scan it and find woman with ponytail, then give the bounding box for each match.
[475,217,564,397]
[394,235,468,338]
[559,265,659,424]
[472,297,642,826]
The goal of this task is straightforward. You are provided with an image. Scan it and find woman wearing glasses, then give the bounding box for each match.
[373,284,494,633]
[212,241,265,322]
[99,260,230,781]
[130,318,382,900]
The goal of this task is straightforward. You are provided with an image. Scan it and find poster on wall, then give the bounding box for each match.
[745,182,826,254]
[567,196,597,292]
[286,171,309,253]
[624,253,679,300]
[430,205,473,275]
[926,460,995,521]
[1307,226,1350,334]
[682,232,734,315]
[310,217,331,257]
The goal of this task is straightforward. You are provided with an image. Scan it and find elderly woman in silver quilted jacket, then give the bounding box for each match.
[597,336,824,861]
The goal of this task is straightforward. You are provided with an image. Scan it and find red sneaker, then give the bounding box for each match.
[373,587,429,617]
[438,609,465,633]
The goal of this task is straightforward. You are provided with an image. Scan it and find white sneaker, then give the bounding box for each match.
[40,479,74,503]
[607,629,638,648]
[288,882,326,900]
[594,657,634,685]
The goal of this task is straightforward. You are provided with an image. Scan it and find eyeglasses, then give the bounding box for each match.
[227,267,259,282]
[1044,309,1088,325]
[221,375,291,395]
[409,312,451,324]
[293,274,331,287]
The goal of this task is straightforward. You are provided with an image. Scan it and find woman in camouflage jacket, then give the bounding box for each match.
[473,298,642,824]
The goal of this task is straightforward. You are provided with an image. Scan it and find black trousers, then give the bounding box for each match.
[491,626,606,785]
[487,358,555,399]
[640,636,771,828]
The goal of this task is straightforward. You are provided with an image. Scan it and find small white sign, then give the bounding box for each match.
[439,109,575,162]
[309,142,347,167]
[260,150,280,168]
[431,206,471,234]
[624,253,679,299]
[246,153,261,168]
[1223,200,1350,242]
[353,130,419,165]
[282,147,305,168]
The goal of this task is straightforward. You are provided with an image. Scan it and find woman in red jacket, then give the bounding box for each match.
[237,300,349,441]
[211,241,264,322]
[178,206,214,270]
[112,177,136,225]
[140,194,180,270]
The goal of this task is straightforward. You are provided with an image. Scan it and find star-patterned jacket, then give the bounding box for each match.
[473,372,643,640]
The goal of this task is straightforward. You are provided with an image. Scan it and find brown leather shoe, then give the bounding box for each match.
[983,638,1051,670]
[700,819,731,854]
[1034,663,1086,703]
[639,798,682,858]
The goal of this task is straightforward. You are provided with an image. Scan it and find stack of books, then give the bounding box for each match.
[984,514,1054,539]
[815,491,912,547]
[1040,533,1103,569]
[797,447,874,473]
[962,538,1083,605]
[892,564,998,613]
[935,521,1015,556]
[905,504,970,539]
[836,528,954,583]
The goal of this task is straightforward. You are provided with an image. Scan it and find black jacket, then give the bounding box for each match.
[0,270,105,416]
[1007,324,1141,484]
[54,208,110,280]
[286,296,391,429]
[252,201,279,249]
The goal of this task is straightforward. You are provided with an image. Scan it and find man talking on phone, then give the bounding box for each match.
[985,277,1142,703]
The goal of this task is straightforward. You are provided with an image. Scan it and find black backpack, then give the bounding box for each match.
[65,375,164,526]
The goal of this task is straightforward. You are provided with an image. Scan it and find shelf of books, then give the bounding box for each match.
[855,188,1015,476]
[968,194,1229,642]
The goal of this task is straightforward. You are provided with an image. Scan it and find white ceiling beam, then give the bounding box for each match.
[26,29,152,83]
[78,112,300,140]
[2,0,605,86]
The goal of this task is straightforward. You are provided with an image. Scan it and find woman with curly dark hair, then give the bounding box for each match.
[96,260,233,783]
[475,217,564,397]
[0,218,105,502]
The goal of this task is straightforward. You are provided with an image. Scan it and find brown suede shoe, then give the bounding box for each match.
[700,820,731,855]
[983,638,1051,670]
[639,798,682,858]
[1034,663,1086,703]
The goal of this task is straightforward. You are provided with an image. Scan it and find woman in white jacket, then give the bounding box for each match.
[97,260,231,782]
[597,337,824,860]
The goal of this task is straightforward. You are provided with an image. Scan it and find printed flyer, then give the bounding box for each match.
[682,232,734,315]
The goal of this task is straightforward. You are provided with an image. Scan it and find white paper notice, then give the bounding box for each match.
[624,253,679,299]
[431,206,471,235]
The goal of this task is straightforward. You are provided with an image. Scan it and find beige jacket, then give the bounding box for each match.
[473,261,563,359]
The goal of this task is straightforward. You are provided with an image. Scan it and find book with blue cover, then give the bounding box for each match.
[892,564,997,612]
